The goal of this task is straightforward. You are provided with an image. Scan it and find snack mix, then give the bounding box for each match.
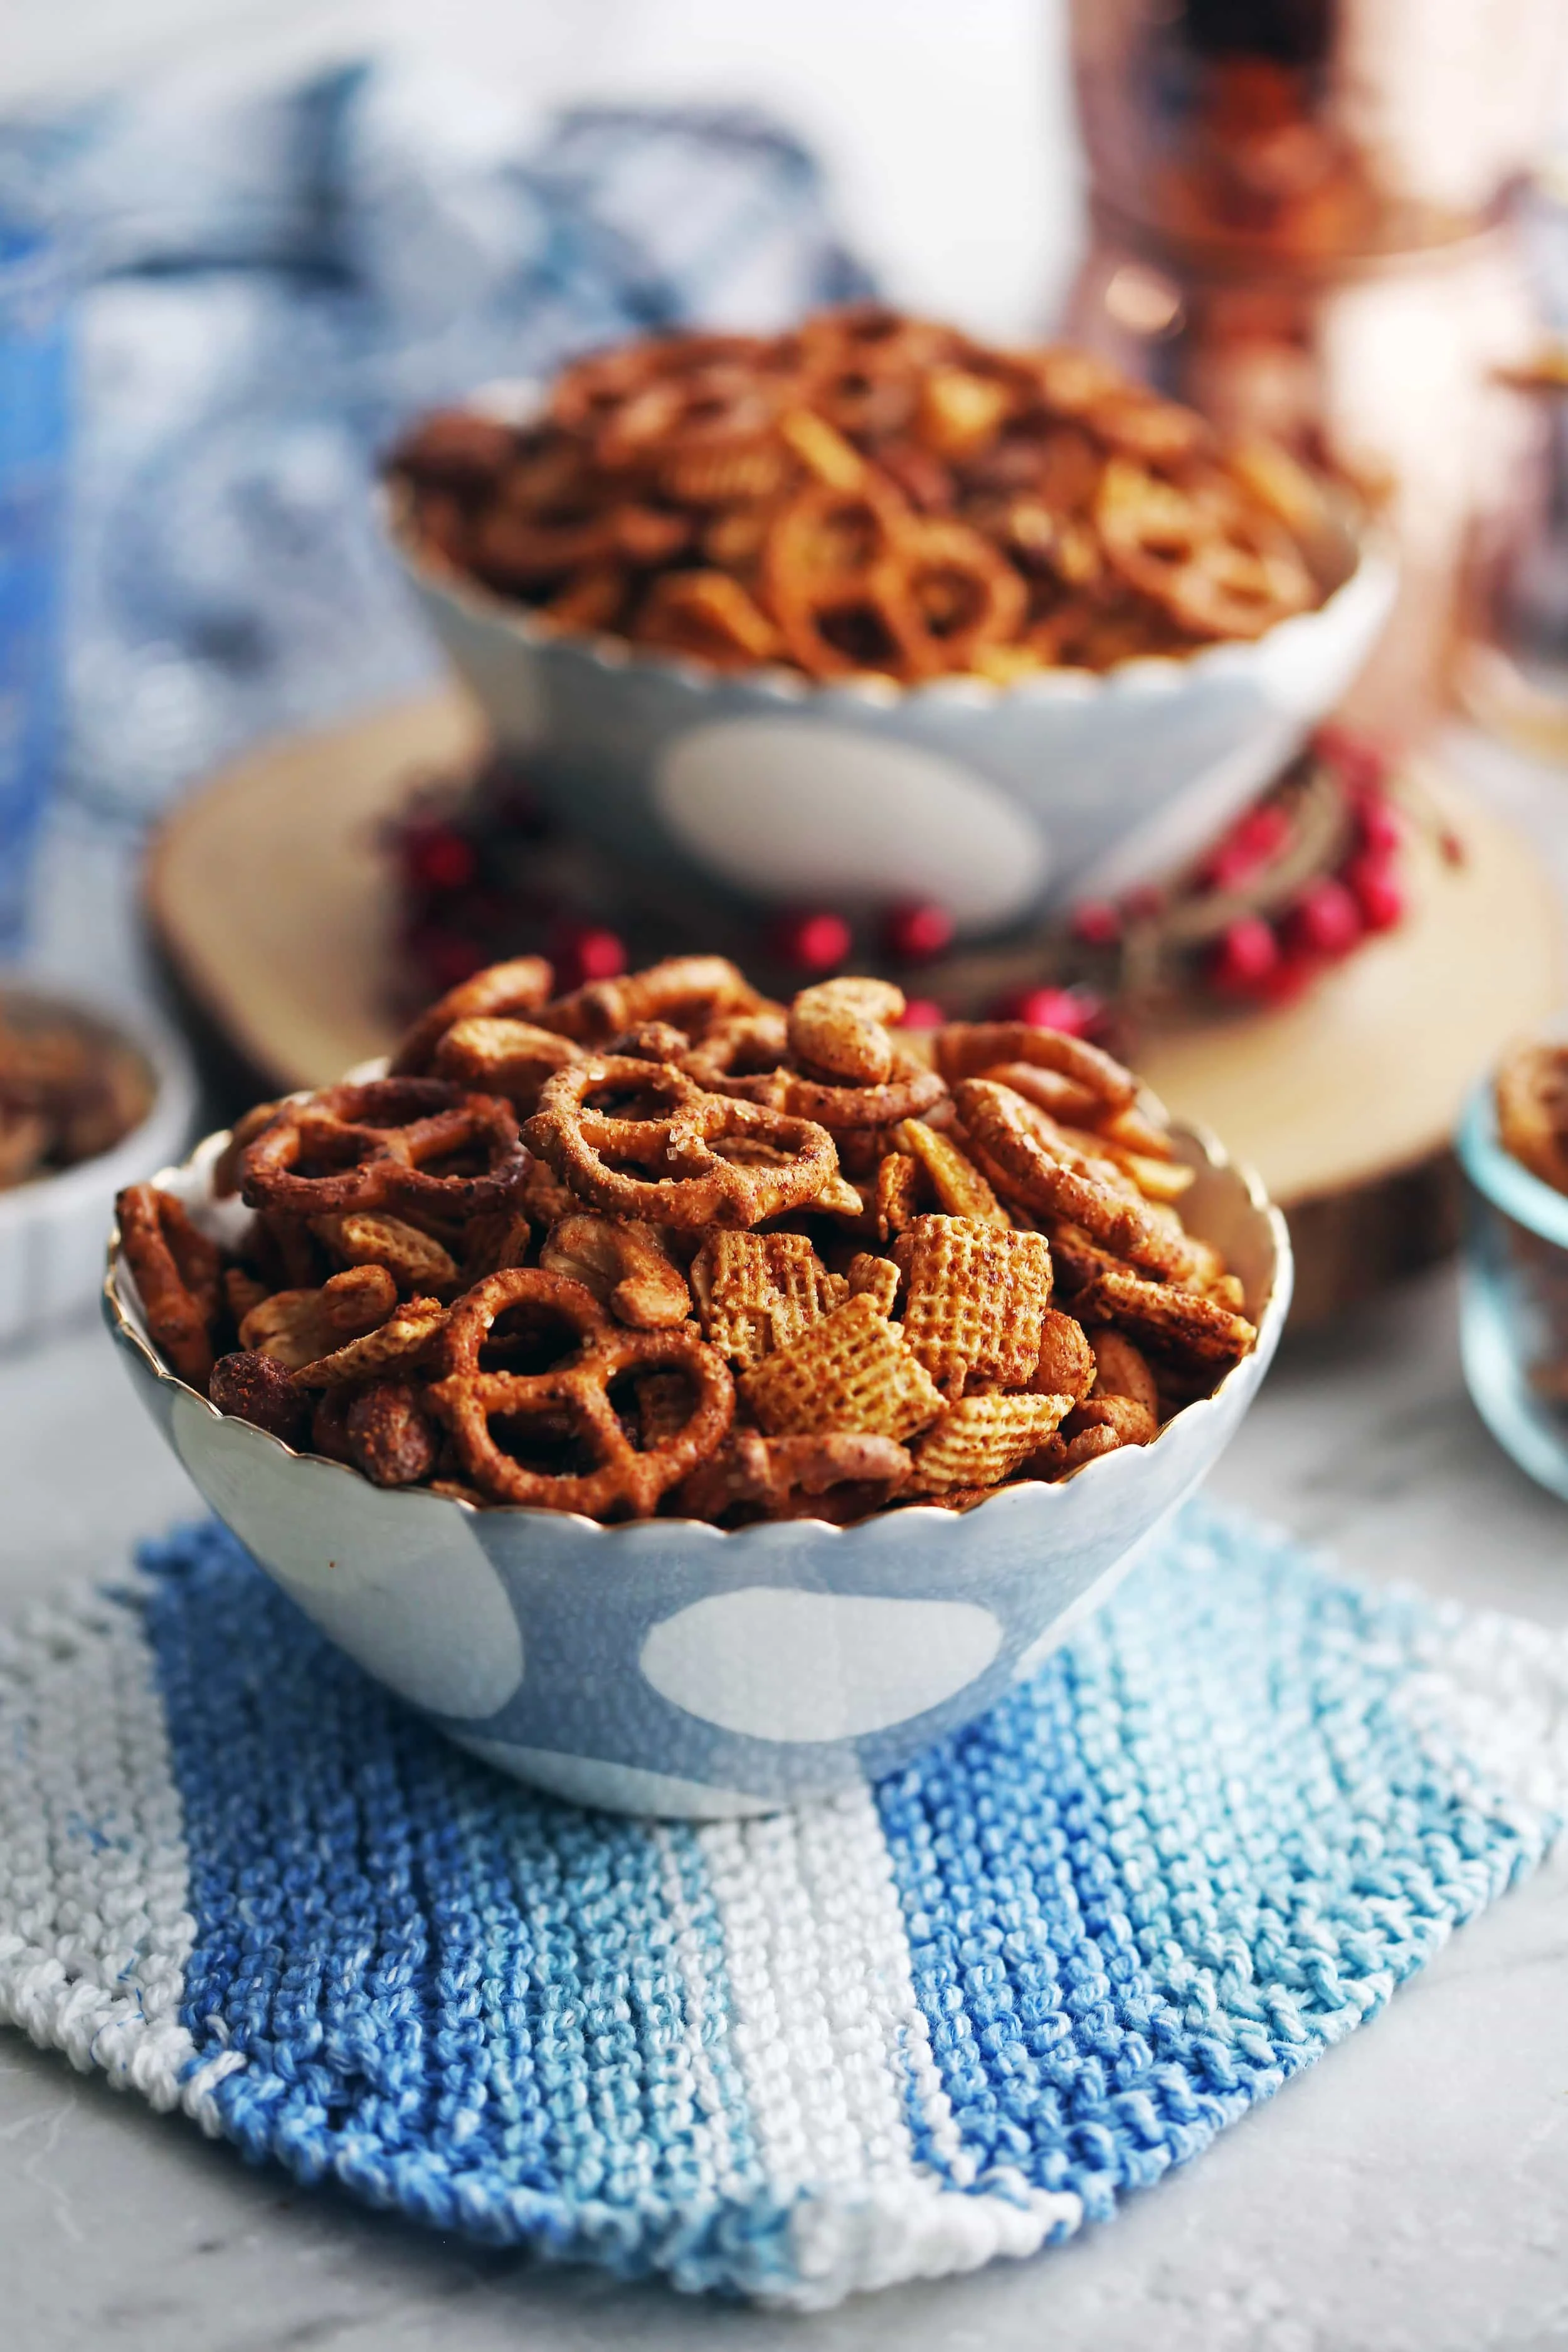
[1492,1041,1568,1409]
[0,1000,152,1190]
[115,954,1258,1525]
[389,307,1330,682]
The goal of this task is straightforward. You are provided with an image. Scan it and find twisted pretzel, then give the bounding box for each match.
[390,955,553,1076]
[932,1021,1136,1111]
[551,334,798,469]
[955,1080,1191,1279]
[760,478,932,679]
[695,1039,947,1133]
[239,1079,528,1220]
[525,1057,840,1229]
[425,1268,733,1516]
[541,955,769,1047]
[116,1184,221,1388]
[1095,458,1313,642]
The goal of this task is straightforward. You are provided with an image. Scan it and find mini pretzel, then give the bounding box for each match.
[525,1056,840,1229]
[239,1079,528,1221]
[701,1042,946,1133]
[1096,458,1313,642]
[425,1268,733,1516]
[116,1184,221,1387]
[788,977,904,1086]
[213,1099,287,1196]
[760,477,934,680]
[389,956,554,1076]
[542,955,767,1047]
[1069,1263,1256,1368]
[933,1022,1136,1113]
[955,1081,1190,1279]
[473,498,688,588]
[538,1212,692,1328]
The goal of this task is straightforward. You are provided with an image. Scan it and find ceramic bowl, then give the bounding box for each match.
[104,1115,1290,1818]
[0,982,196,1348]
[384,448,1394,938]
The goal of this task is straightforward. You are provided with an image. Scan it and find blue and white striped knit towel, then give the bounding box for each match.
[3,1499,1565,2311]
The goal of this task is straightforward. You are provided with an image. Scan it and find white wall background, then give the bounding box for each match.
[1,0,1083,338]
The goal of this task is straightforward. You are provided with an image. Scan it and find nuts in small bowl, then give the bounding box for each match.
[0,983,196,1347]
[383,308,1394,933]
[106,951,1290,1816]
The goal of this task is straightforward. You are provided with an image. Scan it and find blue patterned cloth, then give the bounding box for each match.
[1,1496,1564,2309]
[0,67,868,824]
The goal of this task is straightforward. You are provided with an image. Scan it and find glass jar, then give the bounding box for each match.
[1458,1060,1568,1500]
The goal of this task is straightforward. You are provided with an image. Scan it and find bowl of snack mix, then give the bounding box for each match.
[0,983,196,1346]
[1459,1034,1568,1498]
[384,307,1394,938]
[105,951,1290,1817]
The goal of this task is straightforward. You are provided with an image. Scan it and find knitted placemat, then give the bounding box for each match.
[3,1500,1565,2311]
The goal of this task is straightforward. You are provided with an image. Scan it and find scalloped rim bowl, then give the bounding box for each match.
[382,436,1396,932]
[105,1120,1291,1816]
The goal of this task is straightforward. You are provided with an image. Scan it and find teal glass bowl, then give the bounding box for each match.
[1458,1069,1568,1500]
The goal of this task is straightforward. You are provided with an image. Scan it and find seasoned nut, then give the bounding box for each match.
[1089,1328,1158,1417]
[433,1016,582,1111]
[1032,1306,1097,1402]
[788,977,904,1086]
[539,1212,691,1328]
[239,1265,398,1374]
[208,1350,307,1443]
[346,1381,438,1487]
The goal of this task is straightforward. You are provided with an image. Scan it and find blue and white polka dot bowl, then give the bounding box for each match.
[384,452,1392,937]
[104,1121,1290,1819]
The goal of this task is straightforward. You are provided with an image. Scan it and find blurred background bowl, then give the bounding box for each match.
[1457,1053,1568,1500]
[0,982,196,1347]
[384,457,1395,940]
[105,1113,1290,1819]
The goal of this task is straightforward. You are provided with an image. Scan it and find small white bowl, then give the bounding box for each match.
[384,440,1394,937]
[105,1116,1290,1818]
[0,982,197,1348]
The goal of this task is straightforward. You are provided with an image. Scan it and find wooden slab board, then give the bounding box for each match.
[148,689,1564,1324]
